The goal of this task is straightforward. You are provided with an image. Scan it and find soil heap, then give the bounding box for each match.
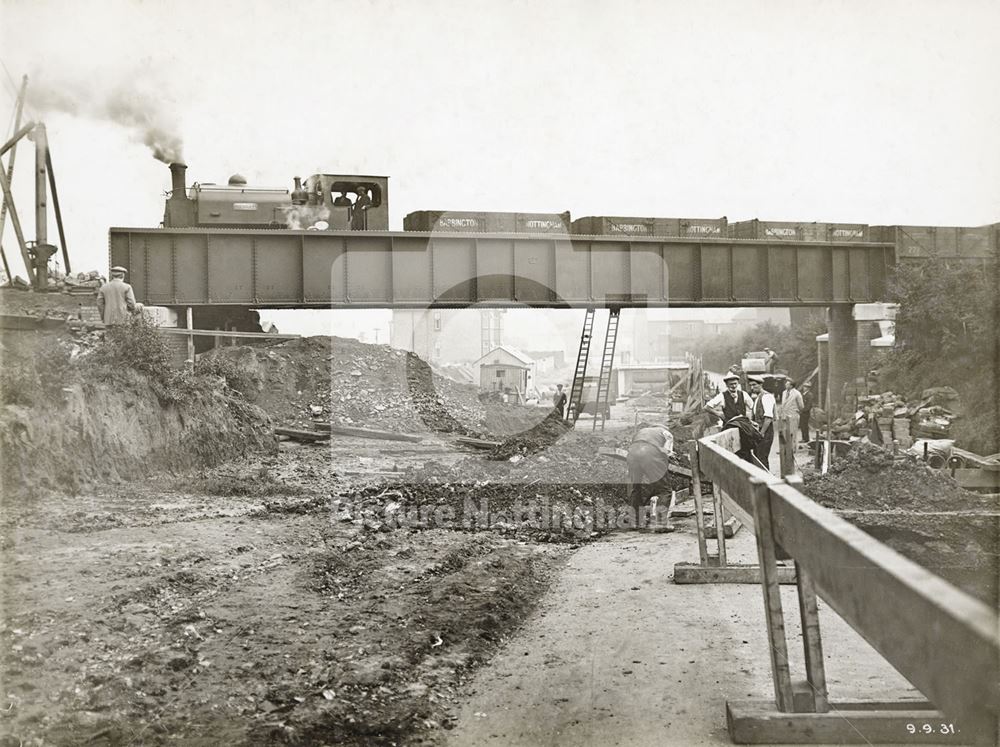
[802,441,994,513]
[203,337,545,437]
[801,442,998,606]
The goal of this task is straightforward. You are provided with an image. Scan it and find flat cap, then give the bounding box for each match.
[747,375,765,383]
[110,266,128,273]
[722,373,740,382]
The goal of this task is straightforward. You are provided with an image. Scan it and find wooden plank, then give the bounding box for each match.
[712,482,728,566]
[795,563,828,713]
[704,515,742,539]
[767,481,1000,741]
[953,468,1000,489]
[750,477,794,711]
[159,326,301,340]
[274,427,330,442]
[673,562,797,585]
[667,462,692,478]
[726,700,969,745]
[309,423,423,443]
[455,436,502,449]
[690,443,708,565]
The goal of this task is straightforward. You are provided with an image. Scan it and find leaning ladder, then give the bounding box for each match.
[566,307,595,421]
[592,307,621,431]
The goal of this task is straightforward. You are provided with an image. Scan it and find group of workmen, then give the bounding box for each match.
[704,371,812,471]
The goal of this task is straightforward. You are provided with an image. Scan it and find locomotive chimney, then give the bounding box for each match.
[291,176,307,205]
[169,162,187,198]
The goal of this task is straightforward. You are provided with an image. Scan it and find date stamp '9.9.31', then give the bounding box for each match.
[906,722,958,736]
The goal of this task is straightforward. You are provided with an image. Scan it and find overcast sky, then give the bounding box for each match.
[1,0,998,337]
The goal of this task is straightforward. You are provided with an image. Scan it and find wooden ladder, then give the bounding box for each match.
[566,307,595,421]
[592,307,621,431]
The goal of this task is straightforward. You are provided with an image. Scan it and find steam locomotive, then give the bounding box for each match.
[163,163,389,231]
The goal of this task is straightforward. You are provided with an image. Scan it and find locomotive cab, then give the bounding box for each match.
[304,175,388,231]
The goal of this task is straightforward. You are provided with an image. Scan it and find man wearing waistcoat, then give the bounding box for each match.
[747,376,776,471]
[705,373,756,462]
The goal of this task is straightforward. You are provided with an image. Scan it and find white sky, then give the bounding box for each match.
[1,0,998,338]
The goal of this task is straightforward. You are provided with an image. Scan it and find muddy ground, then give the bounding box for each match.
[0,437,574,746]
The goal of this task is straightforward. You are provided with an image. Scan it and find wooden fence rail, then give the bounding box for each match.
[696,429,1000,745]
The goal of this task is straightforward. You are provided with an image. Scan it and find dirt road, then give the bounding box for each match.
[443,527,930,747]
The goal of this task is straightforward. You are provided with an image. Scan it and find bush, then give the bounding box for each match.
[195,353,262,397]
[92,315,172,379]
[86,316,223,404]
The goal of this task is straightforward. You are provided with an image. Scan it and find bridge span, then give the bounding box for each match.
[110,228,894,309]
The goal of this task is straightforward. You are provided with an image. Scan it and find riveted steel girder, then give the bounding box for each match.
[109,227,894,308]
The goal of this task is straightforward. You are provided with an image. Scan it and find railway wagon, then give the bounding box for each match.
[570,215,729,238]
[730,219,869,242]
[403,210,572,234]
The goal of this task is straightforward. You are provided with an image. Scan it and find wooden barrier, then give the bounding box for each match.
[694,429,1000,745]
[673,431,796,585]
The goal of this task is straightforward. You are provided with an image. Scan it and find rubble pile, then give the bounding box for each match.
[204,337,543,437]
[52,270,105,295]
[811,387,962,446]
[2,269,106,295]
[487,408,572,459]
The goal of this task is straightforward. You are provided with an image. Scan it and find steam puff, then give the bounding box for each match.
[28,75,184,163]
[284,204,331,230]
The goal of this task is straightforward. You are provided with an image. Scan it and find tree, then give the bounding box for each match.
[881,258,1000,453]
[691,319,822,384]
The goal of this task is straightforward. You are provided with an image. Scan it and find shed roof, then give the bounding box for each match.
[475,344,534,366]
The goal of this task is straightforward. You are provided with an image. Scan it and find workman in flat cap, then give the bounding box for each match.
[705,372,759,463]
[96,266,138,326]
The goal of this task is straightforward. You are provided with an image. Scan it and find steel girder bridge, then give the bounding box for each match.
[109,228,894,309]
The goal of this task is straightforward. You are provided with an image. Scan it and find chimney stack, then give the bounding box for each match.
[169,162,187,198]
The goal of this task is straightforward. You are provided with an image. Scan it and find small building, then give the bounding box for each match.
[475,345,536,394]
[615,361,691,395]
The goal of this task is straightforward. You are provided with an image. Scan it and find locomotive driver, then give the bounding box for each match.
[350,186,372,230]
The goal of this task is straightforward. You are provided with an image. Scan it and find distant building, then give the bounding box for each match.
[521,349,565,373]
[390,309,481,363]
[474,345,536,394]
[642,309,761,360]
